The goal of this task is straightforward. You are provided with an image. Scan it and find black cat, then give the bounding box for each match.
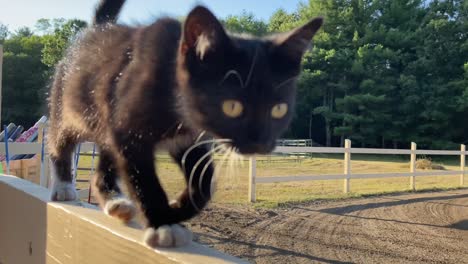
[48,0,322,247]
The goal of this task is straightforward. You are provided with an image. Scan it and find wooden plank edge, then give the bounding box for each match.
[0,175,247,264]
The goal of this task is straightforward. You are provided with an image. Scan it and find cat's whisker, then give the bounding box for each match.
[236,149,246,168]
[231,147,244,168]
[221,147,245,196]
[222,147,238,193]
[187,144,226,212]
[228,147,236,182]
[181,138,231,175]
[213,141,229,154]
[229,148,241,187]
[210,145,232,197]
[274,76,296,91]
[195,131,206,143]
[225,149,232,187]
[198,143,231,201]
[234,151,243,179]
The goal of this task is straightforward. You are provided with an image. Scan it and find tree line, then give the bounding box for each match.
[0,19,86,127]
[1,0,467,149]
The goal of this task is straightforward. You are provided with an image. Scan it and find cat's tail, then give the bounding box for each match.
[93,0,126,25]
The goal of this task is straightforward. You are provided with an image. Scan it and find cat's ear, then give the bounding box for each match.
[181,6,229,60]
[273,17,323,62]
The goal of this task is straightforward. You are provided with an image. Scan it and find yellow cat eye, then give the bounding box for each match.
[271,103,288,119]
[222,100,244,118]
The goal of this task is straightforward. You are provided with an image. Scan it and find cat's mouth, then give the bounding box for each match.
[230,141,275,155]
[207,132,275,155]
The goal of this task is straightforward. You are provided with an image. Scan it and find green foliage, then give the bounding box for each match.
[0,24,8,44]
[222,11,268,36]
[2,29,47,127]
[268,9,300,32]
[222,1,467,148]
[41,19,87,67]
[34,18,66,35]
[1,19,86,128]
[279,0,468,148]
[1,3,467,149]
[13,27,34,38]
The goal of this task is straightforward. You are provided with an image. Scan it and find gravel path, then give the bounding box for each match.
[188,190,468,263]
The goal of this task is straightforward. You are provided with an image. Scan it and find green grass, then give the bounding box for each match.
[75,153,467,207]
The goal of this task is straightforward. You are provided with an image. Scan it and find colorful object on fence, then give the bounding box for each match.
[0,123,16,142]
[8,125,24,142]
[4,125,10,175]
[16,116,48,160]
[0,161,3,174]
[1,116,48,161]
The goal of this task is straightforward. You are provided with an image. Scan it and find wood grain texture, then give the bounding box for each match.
[0,175,246,264]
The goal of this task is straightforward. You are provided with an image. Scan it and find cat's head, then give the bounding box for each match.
[177,6,322,154]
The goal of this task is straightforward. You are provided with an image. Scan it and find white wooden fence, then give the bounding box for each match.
[0,141,96,188]
[276,139,313,146]
[248,139,467,202]
[2,139,467,203]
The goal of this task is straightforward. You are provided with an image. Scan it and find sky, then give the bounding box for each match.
[0,0,304,31]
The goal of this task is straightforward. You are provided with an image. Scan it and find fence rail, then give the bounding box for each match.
[2,139,467,203]
[247,139,468,202]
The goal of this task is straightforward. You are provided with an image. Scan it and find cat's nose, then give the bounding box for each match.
[247,129,263,142]
[237,142,274,155]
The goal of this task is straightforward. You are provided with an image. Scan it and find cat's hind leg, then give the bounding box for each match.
[92,148,137,222]
[49,130,78,201]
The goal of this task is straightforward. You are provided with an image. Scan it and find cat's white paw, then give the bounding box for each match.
[104,197,137,222]
[50,181,77,201]
[144,224,192,248]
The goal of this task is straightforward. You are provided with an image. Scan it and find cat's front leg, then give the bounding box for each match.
[168,143,215,213]
[115,146,194,247]
[145,143,216,248]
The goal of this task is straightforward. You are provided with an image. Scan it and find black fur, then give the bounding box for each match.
[48,2,322,232]
[93,0,126,25]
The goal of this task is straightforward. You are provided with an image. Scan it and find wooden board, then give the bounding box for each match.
[0,175,246,264]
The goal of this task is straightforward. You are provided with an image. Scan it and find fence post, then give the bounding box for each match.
[344,139,351,193]
[248,156,256,202]
[410,142,417,191]
[461,144,465,186]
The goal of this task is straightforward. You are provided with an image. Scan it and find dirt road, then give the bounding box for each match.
[188,190,468,263]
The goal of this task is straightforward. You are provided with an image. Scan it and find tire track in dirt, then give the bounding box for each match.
[189,190,468,263]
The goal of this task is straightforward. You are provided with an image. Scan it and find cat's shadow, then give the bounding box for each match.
[193,232,353,264]
[450,219,468,230]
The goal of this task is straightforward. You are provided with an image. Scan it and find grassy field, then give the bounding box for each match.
[75,152,466,207]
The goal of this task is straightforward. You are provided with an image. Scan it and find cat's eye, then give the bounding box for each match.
[222,100,243,118]
[271,103,288,119]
